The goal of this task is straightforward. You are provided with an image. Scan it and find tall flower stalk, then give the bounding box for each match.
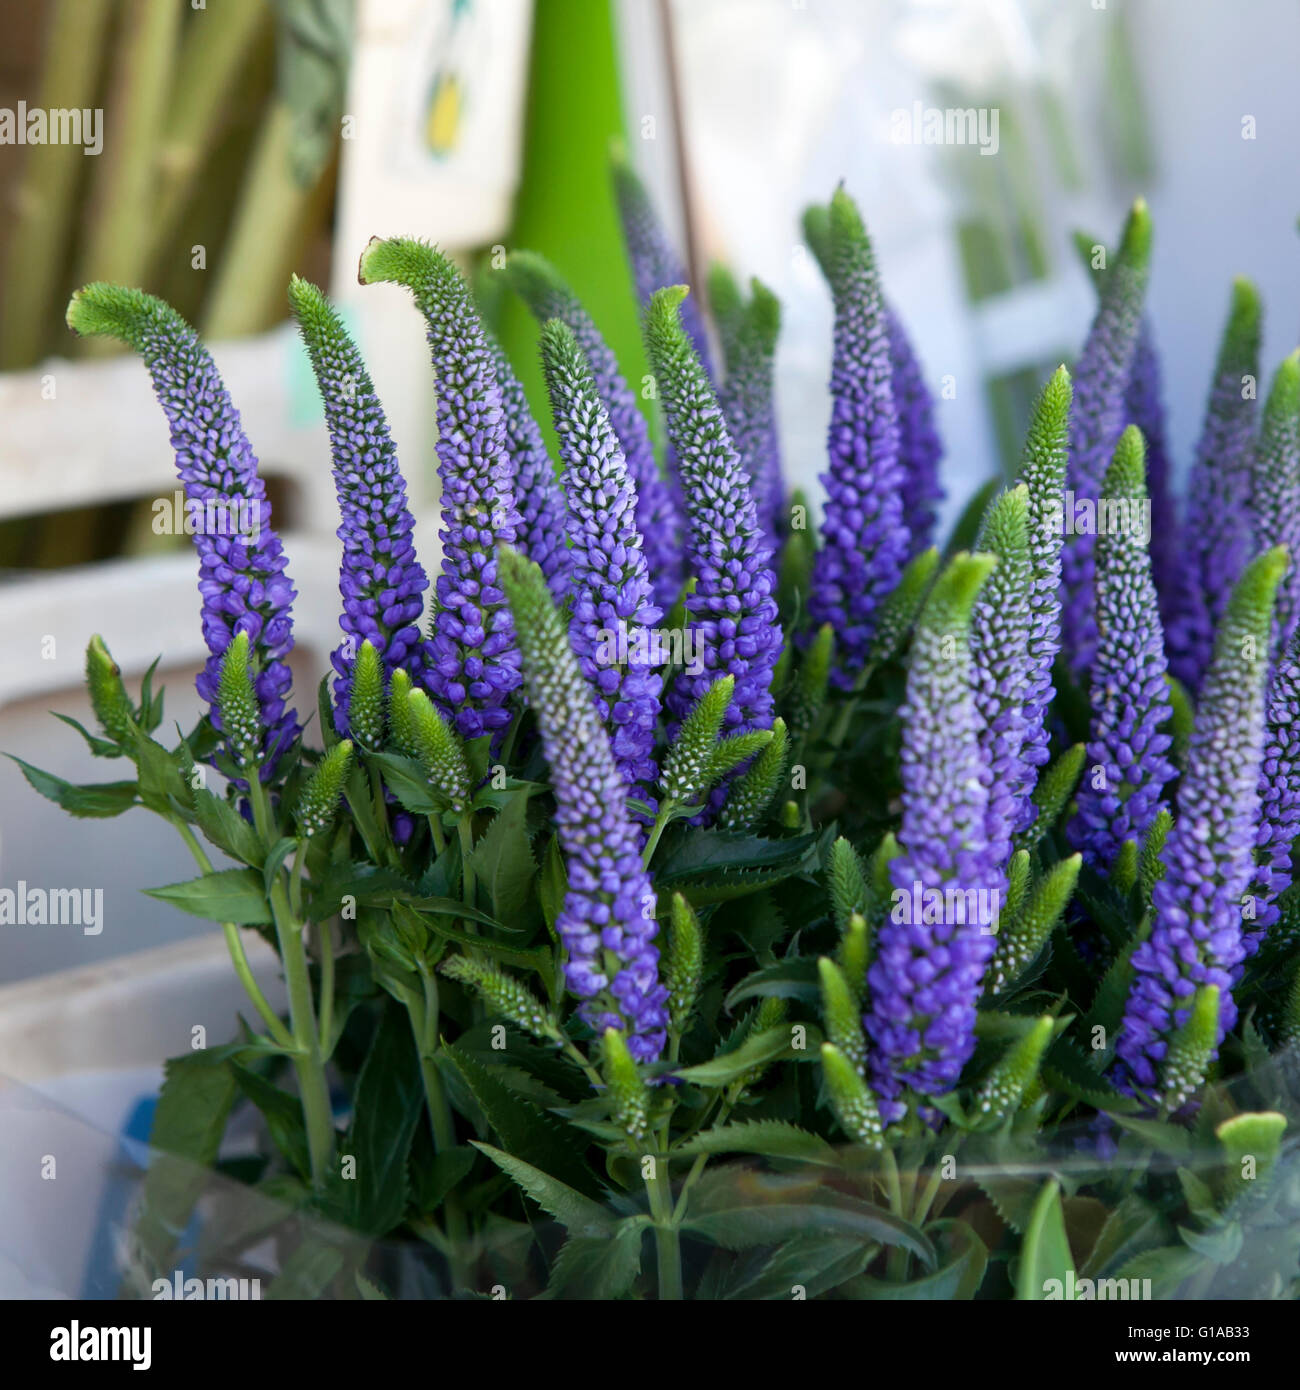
[504,249,681,604]
[805,187,909,687]
[1250,351,1300,664]
[498,547,668,1061]
[288,277,431,736]
[1060,200,1152,680]
[1167,278,1262,694]
[66,284,299,774]
[1116,547,1285,1096]
[539,318,663,802]
[886,304,945,559]
[643,285,781,754]
[863,553,1000,1122]
[359,237,522,740]
[1067,426,1174,868]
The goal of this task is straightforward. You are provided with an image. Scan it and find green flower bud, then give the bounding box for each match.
[1158,985,1220,1113]
[985,853,1081,995]
[1112,839,1138,896]
[780,799,801,829]
[440,955,556,1041]
[1138,808,1172,907]
[821,1042,884,1150]
[1165,674,1194,771]
[828,836,870,932]
[819,957,867,1076]
[869,545,940,665]
[1015,744,1085,851]
[973,1015,1054,1125]
[788,623,833,737]
[717,717,788,832]
[1216,1111,1287,1206]
[85,635,134,743]
[837,911,869,1003]
[388,666,418,755]
[1004,850,1031,923]
[602,1028,650,1145]
[661,674,734,806]
[708,728,774,782]
[217,632,262,766]
[665,893,704,1034]
[739,996,788,1089]
[296,740,354,839]
[407,687,471,813]
[349,640,385,750]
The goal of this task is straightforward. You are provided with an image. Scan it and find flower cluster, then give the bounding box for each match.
[66,285,299,774]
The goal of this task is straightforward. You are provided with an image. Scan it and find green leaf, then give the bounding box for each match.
[1041,1035,1141,1112]
[472,1142,613,1235]
[265,1238,347,1300]
[1111,1113,1192,1157]
[440,1042,600,1196]
[144,868,273,925]
[671,1120,837,1164]
[1016,1179,1075,1300]
[655,829,820,886]
[684,1182,933,1264]
[9,756,138,817]
[468,793,537,923]
[228,1063,310,1182]
[193,785,263,865]
[544,1217,648,1299]
[1110,1244,1203,1297]
[412,1145,476,1215]
[261,837,297,899]
[368,751,441,815]
[723,1233,876,1300]
[1081,1193,1168,1279]
[135,1050,240,1272]
[850,1220,987,1300]
[671,1023,823,1087]
[335,1004,424,1236]
[723,957,821,1010]
[1178,1221,1243,1264]
[538,834,567,939]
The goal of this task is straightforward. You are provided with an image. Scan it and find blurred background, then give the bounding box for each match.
[0,0,1297,1028]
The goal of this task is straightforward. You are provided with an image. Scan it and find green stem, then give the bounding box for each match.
[458,815,477,917]
[316,920,336,1058]
[429,816,447,856]
[641,802,676,868]
[646,1154,682,1301]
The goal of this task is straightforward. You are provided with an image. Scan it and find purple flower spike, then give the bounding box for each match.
[1067,427,1174,868]
[1060,200,1151,680]
[710,266,785,548]
[611,151,716,380]
[643,285,782,761]
[864,554,1000,1124]
[1249,351,1300,665]
[359,237,523,740]
[486,332,573,605]
[1253,654,1300,950]
[1116,547,1286,1095]
[498,547,669,1061]
[806,188,910,688]
[1166,278,1262,694]
[887,303,945,560]
[288,277,431,736]
[1126,324,1180,629]
[66,284,299,774]
[539,318,663,801]
[504,249,682,605]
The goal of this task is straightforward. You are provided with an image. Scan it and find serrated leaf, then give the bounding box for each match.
[440,1043,599,1196]
[144,868,273,925]
[10,756,138,817]
[1178,1221,1243,1264]
[1041,1036,1141,1112]
[193,785,263,865]
[1081,1193,1167,1279]
[468,793,537,923]
[472,1142,614,1235]
[850,1220,987,1300]
[724,1234,876,1300]
[544,1217,648,1299]
[671,1120,837,1164]
[1111,1113,1192,1156]
[368,751,442,814]
[976,1175,1041,1234]
[1110,1244,1203,1297]
[228,1062,310,1182]
[655,829,820,886]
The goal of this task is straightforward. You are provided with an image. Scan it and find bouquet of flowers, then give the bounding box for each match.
[20,160,1300,1300]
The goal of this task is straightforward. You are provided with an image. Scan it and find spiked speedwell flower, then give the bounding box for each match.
[1068,426,1175,868]
[1059,199,1152,680]
[1116,547,1286,1095]
[1167,278,1262,694]
[643,285,781,750]
[805,188,910,687]
[539,318,662,797]
[66,285,299,773]
[288,277,431,736]
[498,547,668,1061]
[358,237,522,739]
[504,249,682,606]
[1253,652,1300,948]
[1250,351,1300,664]
[887,304,945,559]
[863,554,1001,1122]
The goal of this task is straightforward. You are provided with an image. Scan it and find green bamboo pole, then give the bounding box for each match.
[0,0,117,368]
[148,0,271,273]
[74,0,182,301]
